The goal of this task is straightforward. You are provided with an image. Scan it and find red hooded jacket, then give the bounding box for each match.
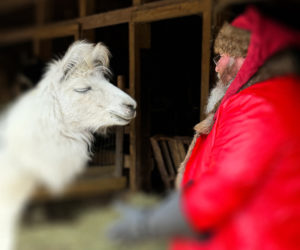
[171,7,300,250]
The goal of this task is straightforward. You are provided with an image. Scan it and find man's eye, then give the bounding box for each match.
[74,87,92,93]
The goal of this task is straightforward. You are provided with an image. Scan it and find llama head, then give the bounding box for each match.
[45,41,136,132]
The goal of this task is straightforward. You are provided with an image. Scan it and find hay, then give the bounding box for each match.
[17,193,167,250]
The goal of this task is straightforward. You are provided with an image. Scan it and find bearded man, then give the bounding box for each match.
[108,4,300,250]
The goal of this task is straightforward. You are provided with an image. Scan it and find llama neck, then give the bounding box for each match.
[3,83,92,192]
[31,84,93,157]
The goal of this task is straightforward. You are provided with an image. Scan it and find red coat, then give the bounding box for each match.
[171,75,300,250]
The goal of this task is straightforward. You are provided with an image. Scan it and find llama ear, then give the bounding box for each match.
[61,41,94,80]
[60,41,111,81]
[91,43,111,68]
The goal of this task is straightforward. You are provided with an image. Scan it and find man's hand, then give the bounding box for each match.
[107,192,203,243]
[108,202,152,243]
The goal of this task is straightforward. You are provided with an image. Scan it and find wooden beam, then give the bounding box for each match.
[0,0,34,13]
[0,21,79,45]
[83,166,115,178]
[34,22,79,39]
[0,27,34,45]
[79,0,208,30]
[32,176,127,202]
[0,0,210,45]
[132,0,207,23]
[79,7,134,30]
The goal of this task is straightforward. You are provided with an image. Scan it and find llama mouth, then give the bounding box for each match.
[110,112,133,123]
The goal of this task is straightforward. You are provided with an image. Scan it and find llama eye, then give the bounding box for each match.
[93,60,102,67]
[103,71,112,81]
[74,87,92,93]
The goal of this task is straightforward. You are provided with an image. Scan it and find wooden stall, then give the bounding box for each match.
[0,0,213,197]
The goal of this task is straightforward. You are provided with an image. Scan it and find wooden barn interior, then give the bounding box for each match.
[0,0,219,194]
[0,0,248,249]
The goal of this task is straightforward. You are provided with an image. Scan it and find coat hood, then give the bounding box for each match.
[220,6,300,105]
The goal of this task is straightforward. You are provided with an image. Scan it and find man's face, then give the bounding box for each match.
[215,54,245,85]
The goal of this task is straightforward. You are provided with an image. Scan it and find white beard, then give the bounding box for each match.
[205,80,230,114]
[176,77,232,189]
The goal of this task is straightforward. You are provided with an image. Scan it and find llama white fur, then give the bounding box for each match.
[0,41,136,250]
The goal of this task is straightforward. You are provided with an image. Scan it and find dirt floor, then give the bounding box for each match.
[17,192,167,250]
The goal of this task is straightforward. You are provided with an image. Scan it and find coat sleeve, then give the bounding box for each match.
[181,93,284,231]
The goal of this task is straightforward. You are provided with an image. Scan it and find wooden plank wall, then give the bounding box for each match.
[0,0,213,191]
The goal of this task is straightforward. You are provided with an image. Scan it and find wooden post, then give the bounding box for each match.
[35,0,51,25]
[114,75,126,177]
[81,30,95,42]
[129,22,139,191]
[79,0,95,17]
[129,22,151,191]
[132,0,143,6]
[79,0,95,41]
[33,0,52,59]
[200,0,212,120]
[79,0,87,17]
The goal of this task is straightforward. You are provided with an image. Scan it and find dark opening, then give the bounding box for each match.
[0,5,35,29]
[93,0,131,14]
[93,24,129,85]
[141,15,202,138]
[0,42,33,104]
[140,15,203,192]
[50,0,79,23]
[51,36,75,58]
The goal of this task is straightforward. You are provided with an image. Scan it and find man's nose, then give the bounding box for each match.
[215,58,224,73]
[215,55,229,73]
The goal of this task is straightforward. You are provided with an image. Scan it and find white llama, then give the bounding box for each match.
[0,40,137,250]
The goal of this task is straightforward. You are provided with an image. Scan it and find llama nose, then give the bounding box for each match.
[125,103,136,112]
